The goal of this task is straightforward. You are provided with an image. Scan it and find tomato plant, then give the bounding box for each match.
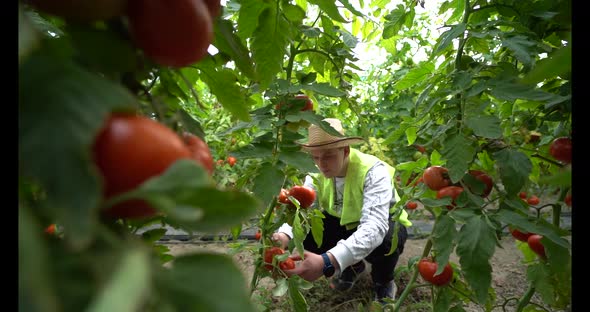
[422,166,451,191]
[527,234,546,259]
[227,156,237,167]
[287,185,316,208]
[92,113,192,219]
[406,201,418,210]
[436,186,464,209]
[182,132,214,175]
[126,0,213,68]
[417,258,454,286]
[549,137,572,164]
[26,0,126,21]
[509,227,533,242]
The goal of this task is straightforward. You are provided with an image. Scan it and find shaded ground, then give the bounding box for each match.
[161,234,540,311]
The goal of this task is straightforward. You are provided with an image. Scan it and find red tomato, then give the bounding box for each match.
[227,156,237,167]
[527,195,540,206]
[406,201,418,210]
[527,234,546,259]
[467,170,493,197]
[126,0,213,68]
[93,113,192,219]
[436,186,464,210]
[422,166,451,191]
[26,0,126,21]
[202,0,221,18]
[263,247,285,270]
[278,188,290,204]
[519,191,527,199]
[564,193,572,207]
[549,137,572,164]
[275,94,314,112]
[279,258,295,270]
[44,224,56,235]
[509,227,533,242]
[414,144,426,153]
[182,132,214,175]
[417,258,453,286]
[255,230,262,240]
[288,185,316,208]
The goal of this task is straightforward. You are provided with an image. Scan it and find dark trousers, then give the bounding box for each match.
[302,213,408,284]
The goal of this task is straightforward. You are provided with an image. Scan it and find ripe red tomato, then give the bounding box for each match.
[417,258,453,286]
[44,224,56,235]
[278,188,290,204]
[288,185,316,208]
[279,257,295,270]
[527,195,540,206]
[413,144,426,153]
[275,94,314,112]
[436,186,464,209]
[202,0,221,18]
[182,132,214,175]
[93,113,192,219]
[549,137,572,164]
[227,156,237,167]
[255,230,262,240]
[406,201,418,210]
[467,170,493,197]
[126,0,213,68]
[564,192,572,207]
[26,0,126,21]
[509,227,533,242]
[422,166,451,191]
[527,234,546,259]
[519,191,528,199]
[263,247,285,270]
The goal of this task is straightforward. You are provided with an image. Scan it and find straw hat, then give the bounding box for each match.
[298,118,365,151]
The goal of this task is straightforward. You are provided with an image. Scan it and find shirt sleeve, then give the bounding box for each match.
[328,162,393,272]
[276,175,318,239]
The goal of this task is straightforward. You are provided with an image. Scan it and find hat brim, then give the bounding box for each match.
[298,137,365,151]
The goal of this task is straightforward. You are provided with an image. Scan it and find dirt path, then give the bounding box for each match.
[161,234,531,311]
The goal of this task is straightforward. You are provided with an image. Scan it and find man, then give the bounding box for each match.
[272,118,412,303]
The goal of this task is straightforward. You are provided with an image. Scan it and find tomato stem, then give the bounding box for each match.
[393,239,433,312]
[515,284,536,312]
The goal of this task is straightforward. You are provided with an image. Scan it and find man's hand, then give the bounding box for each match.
[271,232,290,249]
[282,251,324,282]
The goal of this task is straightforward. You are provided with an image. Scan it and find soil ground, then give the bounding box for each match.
[160,234,544,312]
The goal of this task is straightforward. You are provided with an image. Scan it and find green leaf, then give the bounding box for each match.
[307,0,348,23]
[433,23,466,56]
[19,52,137,249]
[493,148,532,196]
[237,0,269,39]
[288,276,309,311]
[394,62,435,90]
[538,167,571,187]
[431,215,458,273]
[214,19,256,79]
[489,79,569,104]
[441,133,476,183]
[526,264,554,306]
[197,60,252,121]
[141,228,168,243]
[311,209,325,248]
[162,253,256,312]
[496,210,570,249]
[279,151,319,173]
[252,162,286,209]
[382,6,406,39]
[283,4,307,22]
[456,215,497,304]
[87,249,151,312]
[301,82,347,96]
[521,44,571,85]
[19,6,40,64]
[19,206,59,312]
[464,115,502,139]
[292,212,306,260]
[339,0,365,17]
[251,7,290,89]
[405,127,417,145]
[501,34,535,67]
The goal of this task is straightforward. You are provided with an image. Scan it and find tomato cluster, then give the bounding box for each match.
[263,247,295,272]
[92,113,214,219]
[28,0,221,68]
[277,185,316,209]
[417,258,454,286]
[509,227,546,259]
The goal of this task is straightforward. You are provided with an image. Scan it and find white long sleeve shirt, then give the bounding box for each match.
[277,161,395,273]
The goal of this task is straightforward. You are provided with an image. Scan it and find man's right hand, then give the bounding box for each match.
[271,232,290,249]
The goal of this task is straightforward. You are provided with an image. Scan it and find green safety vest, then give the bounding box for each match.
[312,148,412,230]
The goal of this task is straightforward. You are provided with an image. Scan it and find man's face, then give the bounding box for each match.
[310,147,348,178]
